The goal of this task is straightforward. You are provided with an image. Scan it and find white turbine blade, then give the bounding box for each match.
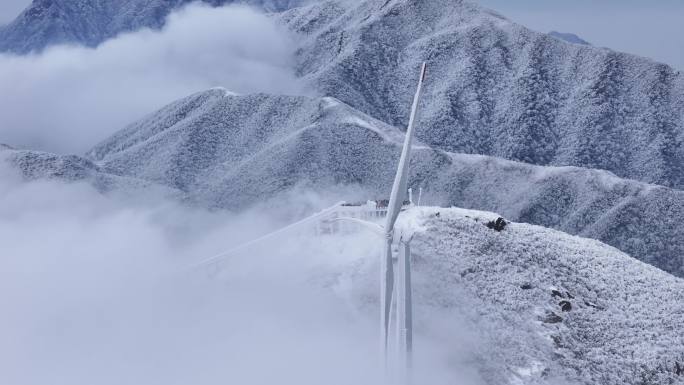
[381,236,395,354]
[381,62,426,368]
[384,62,427,232]
[187,201,346,271]
[331,217,385,236]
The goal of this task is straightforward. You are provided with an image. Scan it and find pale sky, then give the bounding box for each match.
[478,0,684,70]
[0,0,28,24]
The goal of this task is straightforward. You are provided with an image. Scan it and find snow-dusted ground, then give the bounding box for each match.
[391,206,684,384]
[0,146,180,200]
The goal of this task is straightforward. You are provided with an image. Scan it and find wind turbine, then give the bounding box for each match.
[383,61,425,373]
[191,62,428,381]
[334,62,427,379]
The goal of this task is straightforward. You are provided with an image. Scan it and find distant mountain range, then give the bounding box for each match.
[280,0,684,189]
[2,0,683,188]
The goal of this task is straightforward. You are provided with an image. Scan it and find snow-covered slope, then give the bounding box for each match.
[0,145,178,198]
[87,88,452,207]
[370,206,684,384]
[437,154,684,279]
[0,0,303,53]
[83,89,684,278]
[279,0,684,188]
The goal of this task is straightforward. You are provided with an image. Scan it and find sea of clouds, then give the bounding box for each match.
[0,160,482,385]
[0,3,305,154]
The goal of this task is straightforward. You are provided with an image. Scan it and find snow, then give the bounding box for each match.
[4,0,683,188]
[209,86,240,97]
[1,146,180,201]
[279,0,684,189]
[0,1,682,384]
[387,206,684,384]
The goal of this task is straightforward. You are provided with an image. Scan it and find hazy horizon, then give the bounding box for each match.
[478,0,684,70]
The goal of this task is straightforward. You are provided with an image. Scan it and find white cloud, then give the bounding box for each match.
[0,164,375,385]
[0,163,481,385]
[0,3,305,154]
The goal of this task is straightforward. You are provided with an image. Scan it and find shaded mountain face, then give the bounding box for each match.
[279,0,684,188]
[0,0,304,53]
[84,89,684,278]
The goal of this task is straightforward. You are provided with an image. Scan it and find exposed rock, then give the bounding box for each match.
[541,312,563,324]
[559,301,572,312]
[486,217,507,232]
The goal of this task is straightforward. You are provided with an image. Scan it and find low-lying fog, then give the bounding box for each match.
[0,163,479,385]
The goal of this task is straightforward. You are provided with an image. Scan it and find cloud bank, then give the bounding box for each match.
[0,3,304,154]
[0,162,481,385]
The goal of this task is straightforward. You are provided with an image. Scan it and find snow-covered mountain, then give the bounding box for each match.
[3,0,682,188]
[385,206,684,384]
[86,89,453,207]
[279,0,684,188]
[78,89,684,279]
[0,144,178,198]
[0,0,303,53]
[1,1,682,384]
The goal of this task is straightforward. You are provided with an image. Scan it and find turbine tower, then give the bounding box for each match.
[382,61,426,375]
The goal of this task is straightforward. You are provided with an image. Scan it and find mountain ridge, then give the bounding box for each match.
[77,89,684,278]
[279,0,684,188]
[2,0,683,189]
